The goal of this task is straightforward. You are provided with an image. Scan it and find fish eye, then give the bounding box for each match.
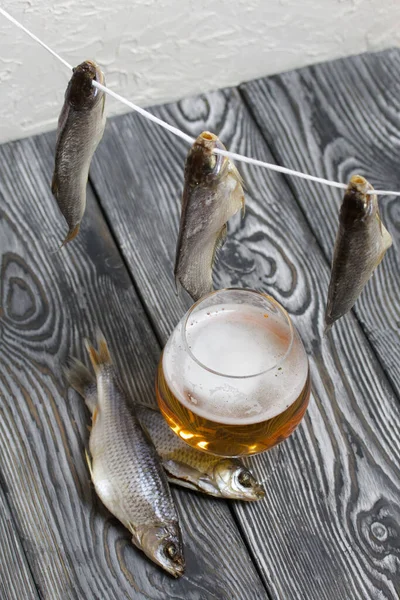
[237,470,253,488]
[165,542,178,559]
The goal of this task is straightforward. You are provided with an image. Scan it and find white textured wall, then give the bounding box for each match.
[0,0,399,144]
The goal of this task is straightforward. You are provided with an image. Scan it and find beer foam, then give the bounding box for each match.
[163,303,309,425]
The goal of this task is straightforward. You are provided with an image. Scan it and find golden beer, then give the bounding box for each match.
[156,289,311,457]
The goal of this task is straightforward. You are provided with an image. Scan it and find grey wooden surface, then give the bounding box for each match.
[0,50,399,599]
[0,134,266,600]
[0,485,39,600]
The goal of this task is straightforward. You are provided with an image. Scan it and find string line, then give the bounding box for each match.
[2,7,400,197]
[92,81,195,145]
[0,7,73,70]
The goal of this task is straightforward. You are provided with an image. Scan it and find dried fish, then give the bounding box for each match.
[325,175,392,332]
[174,131,244,300]
[52,60,106,245]
[66,336,184,577]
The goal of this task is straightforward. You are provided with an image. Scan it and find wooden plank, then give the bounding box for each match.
[0,484,39,600]
[240,48,400,399]
[0,132,268,600]
[90,88,400,600]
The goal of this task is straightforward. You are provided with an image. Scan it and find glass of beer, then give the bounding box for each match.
[156,289,310,457]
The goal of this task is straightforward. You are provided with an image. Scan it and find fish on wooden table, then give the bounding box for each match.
[175,131,245,301]
[325,175,392,332]
[65,334,184,577]
[66,358,265,501]
[52,60,106,246]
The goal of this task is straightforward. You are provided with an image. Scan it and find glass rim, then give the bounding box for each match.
[181,288,295,379]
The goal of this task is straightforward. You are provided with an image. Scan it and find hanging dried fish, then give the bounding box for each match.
[325,175,392,332]
[174,131,245,301]
[52,60,106,245]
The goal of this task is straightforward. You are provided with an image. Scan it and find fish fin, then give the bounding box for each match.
[381,223,393,253]
[211,224,227,268]
[174,274,183,298]
[64,357,95,397]
[217,223,227,249]
[228,161,246,216]
[126,521,139,542]
[231,177,246,218]
[64,357,97,413]
[85,448,93,479]
[51,174,59,196]
[373,220,392,267]
[85,332,112,374]
[228,160,244,188]
[60,223,80,248]
[163,460,221,496]
[323,317,334,336]
[92,406,98,425]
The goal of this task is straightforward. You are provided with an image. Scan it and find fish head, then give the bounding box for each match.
[68,60,105,110]
[185,131,233,186]
[344,175,377,221]
[138,523,185,577]
[212,459,265,501]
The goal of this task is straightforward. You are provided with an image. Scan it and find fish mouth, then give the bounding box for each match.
[349,174,371,196]
[137,524,185,577]
[347,174,375,215]
[69,60,105,108]
[197,131,226,153]
[200,131,217,143]
[189,131,228,179]
[76,60,105,86]
[249,482,266,500]
[161,555,185,578]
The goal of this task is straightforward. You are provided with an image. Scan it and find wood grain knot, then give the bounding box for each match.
[358,498,400,558]
[178,95,210,123]
[1,252,48,330]
[220,240,255,275]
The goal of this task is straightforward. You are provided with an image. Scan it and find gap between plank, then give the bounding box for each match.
[0,470,42,599]
[238,85,400,409]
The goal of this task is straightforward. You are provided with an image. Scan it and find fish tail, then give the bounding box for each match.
[60,224,80,248]
[174,274,183,298]
[382,225,393,253]
[64,357,97,413]
[323,319,333,336]
[64,357,95,398]
[85,331,112,374]
[51,173,58,196]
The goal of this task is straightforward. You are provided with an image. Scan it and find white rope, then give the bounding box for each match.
[2,7,400,197]
[213,148,348,190]
[92,81,195,145]
[0,8,73,70]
